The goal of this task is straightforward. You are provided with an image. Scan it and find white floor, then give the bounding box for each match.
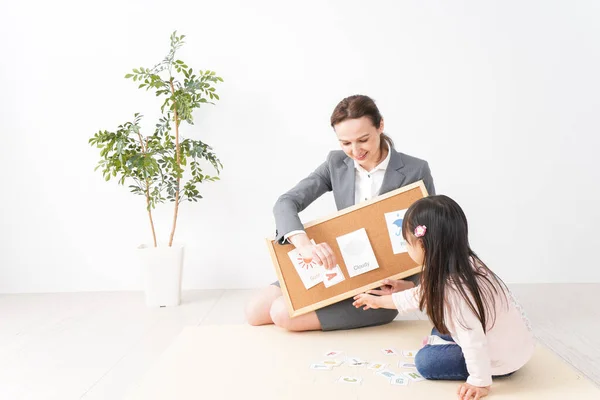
[0,284,598,400]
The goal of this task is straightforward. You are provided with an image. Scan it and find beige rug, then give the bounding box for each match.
[126,321,599,399]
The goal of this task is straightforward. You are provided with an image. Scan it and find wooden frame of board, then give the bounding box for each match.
[265,180,429,317]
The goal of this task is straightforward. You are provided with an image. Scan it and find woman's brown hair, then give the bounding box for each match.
[330,95,394,152]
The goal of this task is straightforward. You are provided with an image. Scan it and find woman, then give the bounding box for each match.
[245,94,436,331]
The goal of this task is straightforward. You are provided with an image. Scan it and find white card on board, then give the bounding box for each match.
[336,228,379,278]
[322,265,345,288]
[287,241,323,290]
[384,209,409,254]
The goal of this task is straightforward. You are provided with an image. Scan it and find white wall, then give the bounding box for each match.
[0,0,598,293]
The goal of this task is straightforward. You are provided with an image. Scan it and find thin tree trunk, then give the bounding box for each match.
[168,80,180,247]
[145,185,158,247]
[136,131,157,247]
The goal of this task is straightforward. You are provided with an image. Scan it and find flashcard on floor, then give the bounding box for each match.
[322,265,345,288]
[377,369,397,379]
[384,209,409,254]
[402,349,418,357]
[381,347,399,356]
[288,241,323,290]
[336,228,380,278]
[310,363,332,370]
[320,359,343,367]
[337,376,362,385]
[404,371,425,382]
[346,357,365,364]
[391,375,408,386]
[367,362,387,371]
[348,360,368,367]
[324,350,343,358]
[399,362,417,369]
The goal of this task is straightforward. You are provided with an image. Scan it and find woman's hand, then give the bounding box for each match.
[296,242,337,270]
[366,279,415,295]
[457,383,490,400]
[287,233,337,270]
[352,293,382,310]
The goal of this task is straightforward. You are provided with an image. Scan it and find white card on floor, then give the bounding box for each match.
[384,209,409,254]
[399,362,416,369]
[346,357,367,367]
[320,359,343,367]
[391,375,409,386]
[287,242,323,290]
[346,357,365,364]
[377,369,397,379]
[324,350,343,358]
[337,376,362,385]
[322,265,345,288]
[404,371,425,382]
[381,347,399,356]
[336,228,379,278]
[367,362,387,371]
[310,363,332,370]
[402,349,418,358]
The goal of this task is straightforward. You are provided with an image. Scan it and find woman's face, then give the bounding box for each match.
[334,116,384,170]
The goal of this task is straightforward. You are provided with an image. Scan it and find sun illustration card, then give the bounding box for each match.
[287,244,323,290]
[336,228,379,278]
[384,209,409,254]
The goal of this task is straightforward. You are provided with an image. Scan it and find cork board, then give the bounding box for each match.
[266,180,428,317]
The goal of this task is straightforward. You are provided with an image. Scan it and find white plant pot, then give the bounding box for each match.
[137,243,184,307]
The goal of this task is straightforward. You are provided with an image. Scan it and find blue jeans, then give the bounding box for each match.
[415,328,515,381]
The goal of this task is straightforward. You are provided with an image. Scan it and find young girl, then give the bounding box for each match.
[353,195,534,400]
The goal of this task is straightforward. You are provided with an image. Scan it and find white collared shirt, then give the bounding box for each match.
[353,145,391,205]
[284,146,391,242]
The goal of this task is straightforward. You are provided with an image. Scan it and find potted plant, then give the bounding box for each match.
[89,31,223,307]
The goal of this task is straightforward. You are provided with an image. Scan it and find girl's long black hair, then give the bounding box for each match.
[402,195,508,334]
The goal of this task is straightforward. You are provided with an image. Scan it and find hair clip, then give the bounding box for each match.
[414,225,427,237]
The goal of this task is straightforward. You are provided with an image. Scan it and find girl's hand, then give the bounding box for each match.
[367,279,414,295]
[352,293,381,310]
[457,383,490,400]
